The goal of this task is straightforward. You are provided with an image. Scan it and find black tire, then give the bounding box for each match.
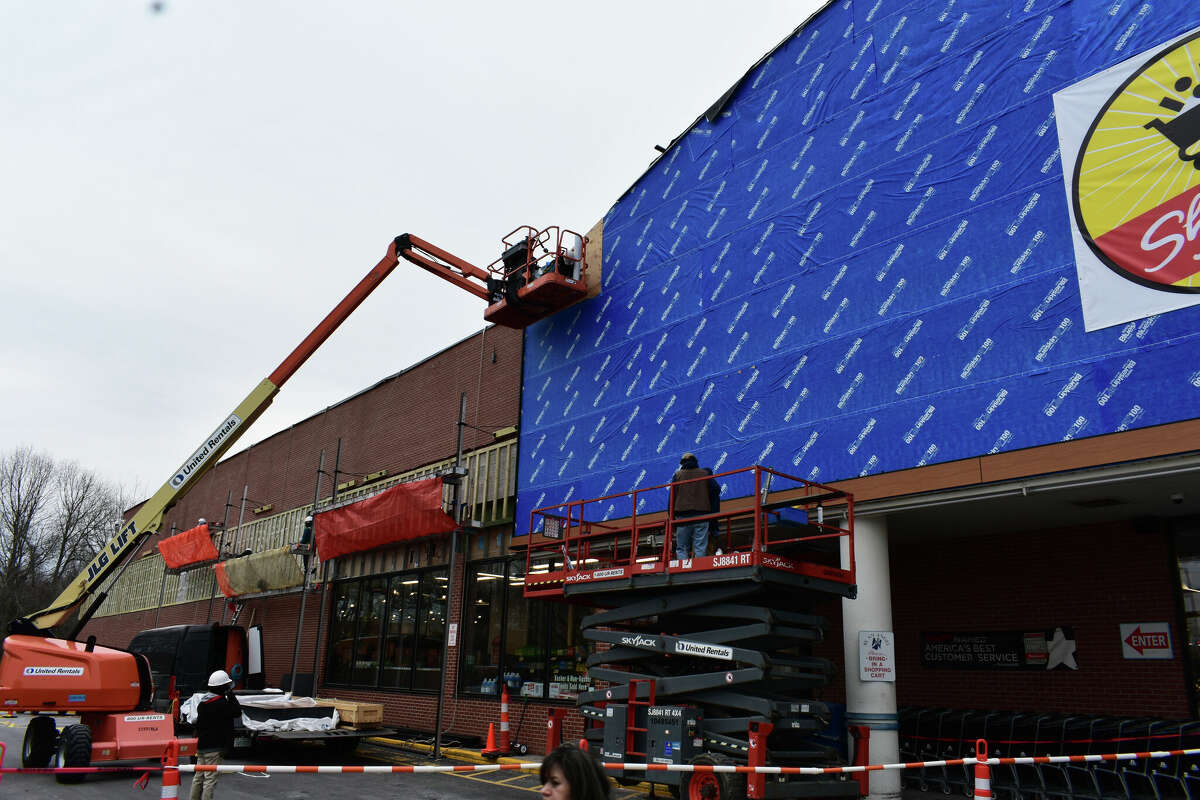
[683,753,746,800]
[54,724,91,784]
[22,715,57,768]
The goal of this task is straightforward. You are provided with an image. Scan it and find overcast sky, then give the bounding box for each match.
[2,1,821,498]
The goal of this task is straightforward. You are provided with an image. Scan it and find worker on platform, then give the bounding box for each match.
[189,669,242,800]
[540,742,612,800]
[671,452,720,561]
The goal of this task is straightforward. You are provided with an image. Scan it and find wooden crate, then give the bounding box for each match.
[315,698,384,728]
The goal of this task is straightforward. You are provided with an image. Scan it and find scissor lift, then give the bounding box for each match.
[525,465,860,800]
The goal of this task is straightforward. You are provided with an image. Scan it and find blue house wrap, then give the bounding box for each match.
[515,0,1200,534]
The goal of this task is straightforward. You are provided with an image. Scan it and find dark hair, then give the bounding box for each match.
[539,743,612,800]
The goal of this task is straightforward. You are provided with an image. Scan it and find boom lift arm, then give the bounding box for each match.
[395,233,494,303]
[11,238,408,638]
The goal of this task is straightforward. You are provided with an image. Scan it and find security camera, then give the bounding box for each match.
[1171,493,1185,505]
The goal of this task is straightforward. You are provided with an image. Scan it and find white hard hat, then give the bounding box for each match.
[207,669,233,688]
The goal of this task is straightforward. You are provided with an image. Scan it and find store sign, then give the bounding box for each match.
[1120,622,1173,659]
[1054,25,1200,331]
[920,628,1078,670]
[859,631,895,682]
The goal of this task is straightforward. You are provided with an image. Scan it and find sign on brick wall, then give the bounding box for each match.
[1119,622,1173,660]
[920,627,1078,670]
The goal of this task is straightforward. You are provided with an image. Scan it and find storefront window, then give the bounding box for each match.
[326,559,592,699]
[506,559,547,696]
[460,557,593,700]
[380,574,416,689]
[327,582,359,684]
[547,597,589,701]
[1175,524,1200,715]
[414,571,448,690]
[352,578,387,685]
[462,560,506,693]
[325,566,445,692]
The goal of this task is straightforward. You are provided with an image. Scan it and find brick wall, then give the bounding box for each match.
[144,325,522,551]
[891,520,1187,717]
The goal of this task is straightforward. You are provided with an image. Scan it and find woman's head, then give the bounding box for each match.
[539,743,612,800]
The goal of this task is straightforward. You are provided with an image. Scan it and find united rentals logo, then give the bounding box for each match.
[1073,30,1200,293]
[170,414,242,487]
[23,666,84,676]
[672,639,734,661]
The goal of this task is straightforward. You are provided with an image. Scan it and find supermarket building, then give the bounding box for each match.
[87,0,1200,779]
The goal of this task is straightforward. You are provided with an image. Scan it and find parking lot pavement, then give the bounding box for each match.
[366,735,648,800]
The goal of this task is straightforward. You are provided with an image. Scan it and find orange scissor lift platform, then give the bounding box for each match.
[521,466,859,800]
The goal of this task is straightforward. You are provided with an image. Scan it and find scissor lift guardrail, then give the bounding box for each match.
[522,465,859,800]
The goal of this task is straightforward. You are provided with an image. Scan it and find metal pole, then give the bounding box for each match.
[434,393,467,759]
[330,438,342,504]
[287,450,324,695]
[310,438,342,691]
[206,491,234,625]
[153,524,177,628]
[221,485,249,625]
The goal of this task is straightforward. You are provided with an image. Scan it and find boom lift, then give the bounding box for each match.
[1,227,574,781]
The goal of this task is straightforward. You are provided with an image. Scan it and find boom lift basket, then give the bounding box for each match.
[398,225,589,329]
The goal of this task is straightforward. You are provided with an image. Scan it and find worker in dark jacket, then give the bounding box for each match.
[671,452,720,560]
[190,669,242,800]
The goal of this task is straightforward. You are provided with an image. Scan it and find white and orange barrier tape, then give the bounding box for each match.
[3,744,1200,780]
[175,747,1200,775]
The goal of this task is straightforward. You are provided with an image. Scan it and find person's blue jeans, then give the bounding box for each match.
[674,519,709,560]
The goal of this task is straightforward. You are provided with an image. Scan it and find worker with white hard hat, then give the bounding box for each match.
[189,669,242,800]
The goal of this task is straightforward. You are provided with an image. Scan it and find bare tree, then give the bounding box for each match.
[0,447,128,631]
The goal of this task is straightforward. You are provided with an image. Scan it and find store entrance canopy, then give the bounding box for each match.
[313,477,457,562]
[157,523,219,570]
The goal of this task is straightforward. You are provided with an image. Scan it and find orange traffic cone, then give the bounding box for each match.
[482,722,500,757]
[499,685,511,753]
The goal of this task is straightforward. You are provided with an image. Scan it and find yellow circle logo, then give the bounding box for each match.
[1074,31,1200,292]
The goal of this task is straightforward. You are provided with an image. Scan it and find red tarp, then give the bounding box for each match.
[213,561,236,598]
[313,477,456,561]
[157,523,219,570]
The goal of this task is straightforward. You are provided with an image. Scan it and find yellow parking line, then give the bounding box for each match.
[441,771,543,792]
[494,773,539,785]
